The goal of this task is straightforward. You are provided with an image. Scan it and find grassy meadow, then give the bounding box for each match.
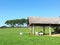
[0,27,60,45]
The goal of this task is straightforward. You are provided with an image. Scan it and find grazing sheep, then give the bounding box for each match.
[35,32,38,35]
[20,32,23,35]
[38,31,43,36]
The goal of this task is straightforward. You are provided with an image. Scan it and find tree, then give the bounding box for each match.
[5,20,11,27]
[0,26,8,28]
[5,20,16,27]
[25,18,28,26]
[5,18,28,27]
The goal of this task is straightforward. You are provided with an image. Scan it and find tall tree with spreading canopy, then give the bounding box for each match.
[5,18,28,27]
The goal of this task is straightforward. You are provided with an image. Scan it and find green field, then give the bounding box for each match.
[0,28,60,45]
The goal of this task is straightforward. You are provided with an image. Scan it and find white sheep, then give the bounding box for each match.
[20,32,23,35]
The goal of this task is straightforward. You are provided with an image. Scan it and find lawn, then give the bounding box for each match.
[0,28,60,45]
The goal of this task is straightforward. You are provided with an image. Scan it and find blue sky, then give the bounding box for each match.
[0,0,60,26]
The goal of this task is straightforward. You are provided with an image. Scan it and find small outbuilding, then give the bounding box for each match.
[28,16,60,35]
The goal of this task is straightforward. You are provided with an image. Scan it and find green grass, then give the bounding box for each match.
[0,28,60,45]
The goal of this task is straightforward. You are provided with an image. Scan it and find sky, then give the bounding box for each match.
[0,0,60,26]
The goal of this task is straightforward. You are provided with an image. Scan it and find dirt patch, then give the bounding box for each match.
[49,34,60,36]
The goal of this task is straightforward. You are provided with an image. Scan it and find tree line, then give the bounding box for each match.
[5,18,28,27]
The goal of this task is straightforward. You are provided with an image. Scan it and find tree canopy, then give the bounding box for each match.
[5,18,28,27]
